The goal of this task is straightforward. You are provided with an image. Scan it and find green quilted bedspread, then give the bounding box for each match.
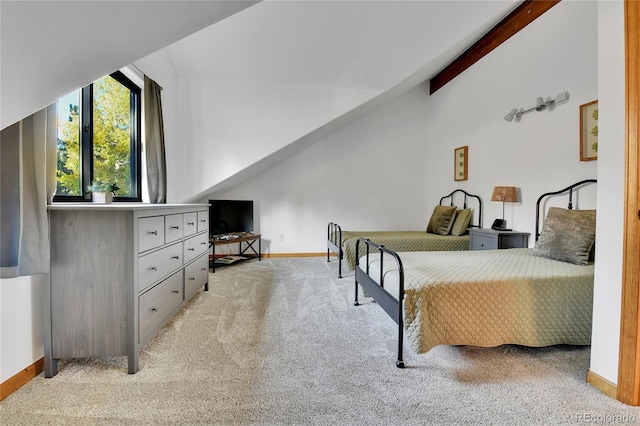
[360,248,594,353]
[342,231,469,270]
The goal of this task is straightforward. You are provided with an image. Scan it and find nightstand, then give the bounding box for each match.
[469,228,530,250]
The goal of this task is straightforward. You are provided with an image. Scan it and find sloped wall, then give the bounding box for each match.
[176,78,381,201]
[214,1,598,254]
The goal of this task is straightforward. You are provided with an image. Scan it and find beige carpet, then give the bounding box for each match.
[1,257,638,425]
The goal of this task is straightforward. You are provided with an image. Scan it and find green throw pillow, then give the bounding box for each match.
[450,208,472,236]
[426,205,457,236]
[530,207,596,265]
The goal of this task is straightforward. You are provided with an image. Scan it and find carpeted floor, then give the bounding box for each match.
[1,257,638,425]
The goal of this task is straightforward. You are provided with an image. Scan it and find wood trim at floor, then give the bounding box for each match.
[587,369,618,400]
[429,0,559,95]
[263,252,331,258]
[0,357,44,401]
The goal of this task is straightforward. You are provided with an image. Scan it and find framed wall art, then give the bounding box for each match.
[580,100,598,161]
[454,146,468,181]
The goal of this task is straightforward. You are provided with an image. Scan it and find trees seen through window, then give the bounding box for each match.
[55,71,141,201]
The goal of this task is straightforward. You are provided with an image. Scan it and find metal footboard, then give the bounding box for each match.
[327,222,344,278]
[354,237,406,368]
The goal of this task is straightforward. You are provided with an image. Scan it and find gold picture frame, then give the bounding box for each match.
[454,146,468,181]
[580,100,598,161]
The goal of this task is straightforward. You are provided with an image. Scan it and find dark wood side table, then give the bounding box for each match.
[210,233,261,271]
[469,228,530,250]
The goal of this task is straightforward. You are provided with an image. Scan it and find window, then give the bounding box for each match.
[55,71,142,202]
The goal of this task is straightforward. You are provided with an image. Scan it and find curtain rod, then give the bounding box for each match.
[131,63,145,76]
[130,63,163,90]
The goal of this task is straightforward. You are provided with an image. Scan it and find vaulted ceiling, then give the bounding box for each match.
[1,1,521,129]
[0,0,258,129]
[2,0,521,199]
[145,0,521,198]
[164,0,519,93]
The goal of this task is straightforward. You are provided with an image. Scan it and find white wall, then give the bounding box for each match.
[591,0,626,385]
[212,1,598,254]
[424,0,598,239]
[207,85,433,254]
[0,275,45,382]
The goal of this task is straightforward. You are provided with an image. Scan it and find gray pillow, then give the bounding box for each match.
[426,205,457,236]
[530,207,596,265]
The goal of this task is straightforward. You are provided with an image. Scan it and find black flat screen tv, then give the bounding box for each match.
[209,200,254,236]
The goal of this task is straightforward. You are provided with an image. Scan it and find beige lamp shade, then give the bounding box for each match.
[491,186,518,203]
[490,186,518,230]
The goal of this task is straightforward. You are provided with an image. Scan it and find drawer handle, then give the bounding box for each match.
[200,219,206,223]
[148,230,158,235]
[201,242,207,245]
[187,222,195,226]
[149,266,157,271]
[201,268,207,271]
[189,277,195,281]
[171,225,180,230]
[171,255,179,260]
[151,308,158,312]
[188,248,195,252]
[172,290,180,294]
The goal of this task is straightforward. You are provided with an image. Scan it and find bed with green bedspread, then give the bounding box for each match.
[342,231,469,270]
[352,179,597,368]
[360,248,593,355]
[327,189,482,278]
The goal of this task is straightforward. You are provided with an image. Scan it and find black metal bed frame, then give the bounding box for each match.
[327,189,483,279]
[327,222,344,277]
[535,179,597,241]
[354,179,596,368]
[354,237,406,367]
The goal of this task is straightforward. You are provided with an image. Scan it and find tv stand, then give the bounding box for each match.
[210,233,261,271]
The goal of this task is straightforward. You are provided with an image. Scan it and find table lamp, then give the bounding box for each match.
[491,186,518,231]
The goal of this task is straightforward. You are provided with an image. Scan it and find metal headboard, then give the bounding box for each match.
[439,189,483,229]
[535,179,597,241]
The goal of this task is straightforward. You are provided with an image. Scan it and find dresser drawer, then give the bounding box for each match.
[197,210,209,233]
[138,216,165,253]
[184,254,208,300]
[138,242,183,292]
[165,213,184,244]
[139,270,183,343]
[183,212,198,237]
[471,234,497,250]
[183,232,209,264]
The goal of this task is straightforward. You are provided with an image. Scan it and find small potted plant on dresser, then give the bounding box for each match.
[87,180,119,204]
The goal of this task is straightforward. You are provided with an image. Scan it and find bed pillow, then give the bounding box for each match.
[426,205,457,235]
[450,208,472,236]
[530,207,596,265]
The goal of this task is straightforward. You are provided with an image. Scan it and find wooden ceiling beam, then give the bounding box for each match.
[429,0,560,95]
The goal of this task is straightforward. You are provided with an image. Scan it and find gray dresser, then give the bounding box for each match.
[46,203,209,377]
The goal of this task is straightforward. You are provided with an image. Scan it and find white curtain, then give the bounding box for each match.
[0,104,57,278]
[144,76,166,203]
